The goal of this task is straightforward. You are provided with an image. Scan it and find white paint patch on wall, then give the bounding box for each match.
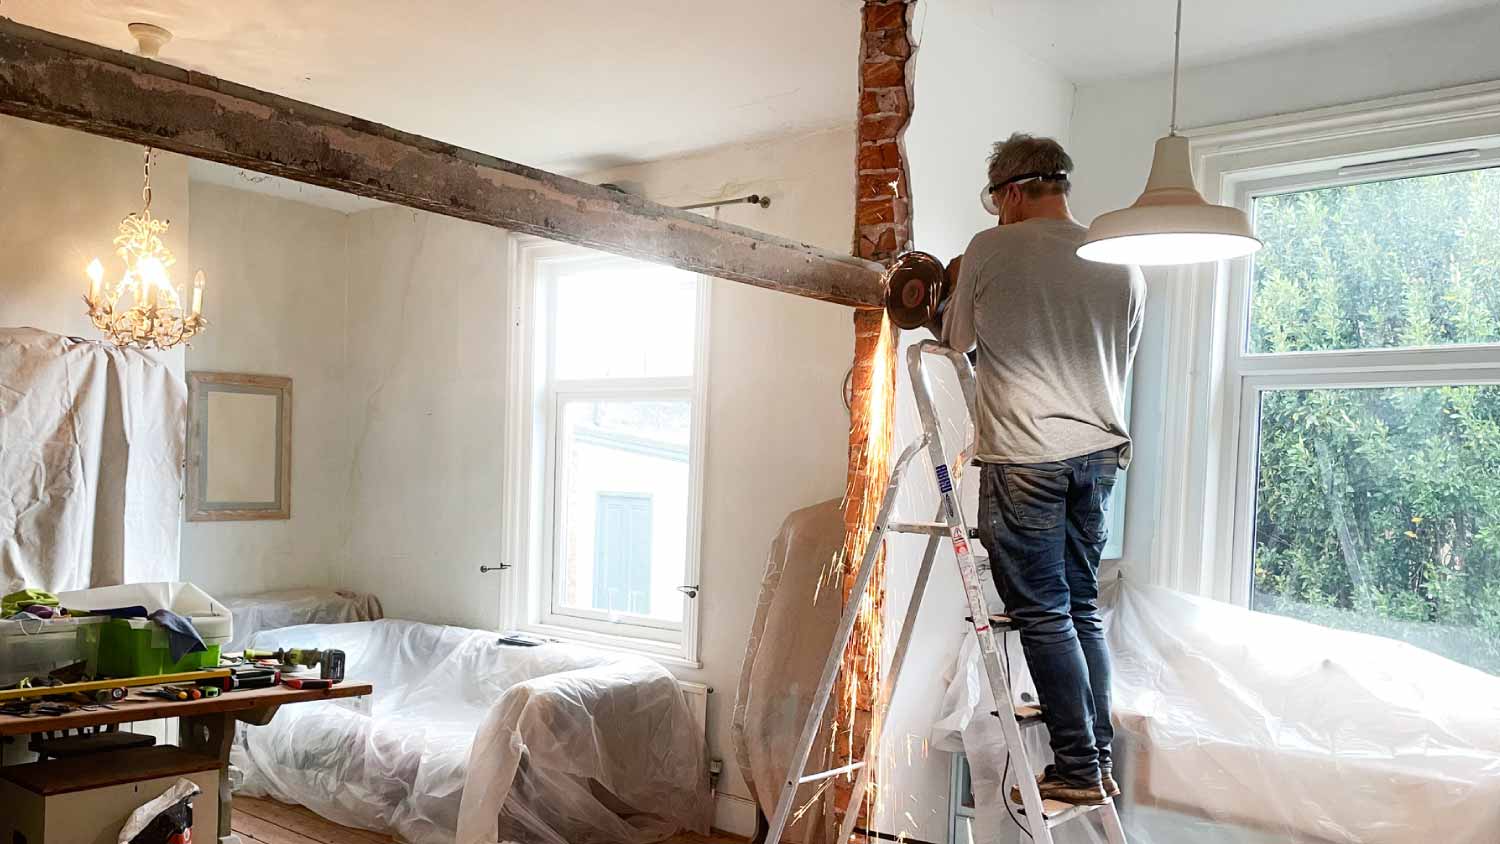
[340,206,512,631]
[182,181,353,597]
[585,126,857,836]
[881,1,1078,838]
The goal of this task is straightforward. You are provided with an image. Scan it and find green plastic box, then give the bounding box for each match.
[81,617,229,678]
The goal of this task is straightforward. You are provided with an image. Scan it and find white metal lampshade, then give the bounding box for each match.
[1077,135,1261,266]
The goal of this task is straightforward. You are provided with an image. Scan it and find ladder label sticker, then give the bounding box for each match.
[935,463,953,494]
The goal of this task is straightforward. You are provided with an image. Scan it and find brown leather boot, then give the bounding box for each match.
[1010,768,1108,806]
[1102,770,1120,798]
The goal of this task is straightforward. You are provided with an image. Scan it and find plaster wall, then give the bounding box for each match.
[339,206,512,630]
[181,182,352,597]
[585,125,858,836]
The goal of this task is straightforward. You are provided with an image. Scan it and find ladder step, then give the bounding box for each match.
[1016,798,1110,827]
[964,613,1015,630]
[889,520,948,536]
[1015,704,1043,726]
[989,704,1044,727]
[1043,799,1109,828]
[796,760,865,784]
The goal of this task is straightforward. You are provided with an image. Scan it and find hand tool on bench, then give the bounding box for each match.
[243,647,346,681]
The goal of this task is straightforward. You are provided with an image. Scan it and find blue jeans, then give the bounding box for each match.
[976,448,1120,786]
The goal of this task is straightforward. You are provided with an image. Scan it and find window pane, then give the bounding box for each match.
[553,263,698,379]
[1248,165,1500,353]
[555,399,691,624]
[1250,385,1500,674]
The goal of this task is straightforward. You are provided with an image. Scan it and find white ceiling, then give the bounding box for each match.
[2,0,864,175]
[987,0,1500,83]
[4,0,1494,180]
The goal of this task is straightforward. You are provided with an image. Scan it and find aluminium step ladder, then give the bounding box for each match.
[763,339,1127,844]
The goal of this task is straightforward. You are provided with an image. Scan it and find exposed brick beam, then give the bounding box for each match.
[0,17,884,307]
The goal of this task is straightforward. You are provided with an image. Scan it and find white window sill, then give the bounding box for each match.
[516,621,702,671]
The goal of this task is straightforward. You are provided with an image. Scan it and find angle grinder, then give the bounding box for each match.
[881,250,958,331]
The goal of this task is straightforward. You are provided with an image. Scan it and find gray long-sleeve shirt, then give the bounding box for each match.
[943,218,1145,464]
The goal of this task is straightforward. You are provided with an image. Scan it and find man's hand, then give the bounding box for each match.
[926,255,963,337]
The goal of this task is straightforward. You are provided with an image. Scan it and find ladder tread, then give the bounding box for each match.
[1014,704,1043,725]
[989,613,1014,629]
[1016,798,1110,826]
[1043,799,1108,827]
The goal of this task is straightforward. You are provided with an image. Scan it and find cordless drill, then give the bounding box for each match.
[243,647,346,681]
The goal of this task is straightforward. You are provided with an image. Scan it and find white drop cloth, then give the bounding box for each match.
[936,578,1500,843]
[0,327,184,590]
[222,588,384,652]
[732,499,844,843]
[233,619,711,844]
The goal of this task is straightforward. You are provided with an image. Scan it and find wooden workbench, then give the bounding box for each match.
[0,681,372,843]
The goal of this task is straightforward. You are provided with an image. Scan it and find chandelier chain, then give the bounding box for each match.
[142,147,153,210]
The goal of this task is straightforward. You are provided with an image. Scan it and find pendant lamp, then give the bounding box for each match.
[1077,0,1261,266]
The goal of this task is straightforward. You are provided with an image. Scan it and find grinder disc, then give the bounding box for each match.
[882,250,950,330]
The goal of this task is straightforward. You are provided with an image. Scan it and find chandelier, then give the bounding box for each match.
[84,148,208,350]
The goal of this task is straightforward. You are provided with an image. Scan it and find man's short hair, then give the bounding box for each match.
[987,133,1073,198]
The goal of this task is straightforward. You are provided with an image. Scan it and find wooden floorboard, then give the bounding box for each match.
[232,797,749,844]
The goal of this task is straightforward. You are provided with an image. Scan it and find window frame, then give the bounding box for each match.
[1148,81,1500,603]
[1223,149,1500,607]
[503,236,711,666]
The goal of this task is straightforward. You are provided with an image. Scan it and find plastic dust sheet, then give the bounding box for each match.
[233,619,711,844]
[936,578,1500,843]
[222,589,383,652]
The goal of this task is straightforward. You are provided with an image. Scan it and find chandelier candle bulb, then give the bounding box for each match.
[192,271,205,318]
[86,258,104,304]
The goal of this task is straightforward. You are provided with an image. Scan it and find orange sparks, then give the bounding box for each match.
[834,309,898,835]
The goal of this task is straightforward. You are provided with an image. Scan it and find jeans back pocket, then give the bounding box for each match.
[1001,465,1068,531]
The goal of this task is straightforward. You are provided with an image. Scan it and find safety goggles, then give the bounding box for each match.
[980,171,1070,214]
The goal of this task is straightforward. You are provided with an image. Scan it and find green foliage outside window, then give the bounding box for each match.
[1249,166,1500,674]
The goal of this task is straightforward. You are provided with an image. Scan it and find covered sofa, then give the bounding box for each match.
[233,619,711,844]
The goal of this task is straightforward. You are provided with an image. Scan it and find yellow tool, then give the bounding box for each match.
[0,669,230,703]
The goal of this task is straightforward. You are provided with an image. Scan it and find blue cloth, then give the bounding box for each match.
[147,609,206,661]
[977,447,1121,787]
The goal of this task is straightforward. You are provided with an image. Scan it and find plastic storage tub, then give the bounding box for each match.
[55,582,233,679]
[80,614,232,676]
[0,616,103,687]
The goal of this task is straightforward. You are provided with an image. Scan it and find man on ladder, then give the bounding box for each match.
[943,133,1146,807]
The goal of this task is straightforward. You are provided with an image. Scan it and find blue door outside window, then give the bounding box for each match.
[593,493,653,615]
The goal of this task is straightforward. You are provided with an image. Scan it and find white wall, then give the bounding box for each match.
[340,206,512,630]
[1067,3,1500,583]
[875,1,1079,839]
[181,183,352,597]
[586,125,857,835]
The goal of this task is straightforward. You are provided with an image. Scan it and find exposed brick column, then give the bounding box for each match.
[854,0,914,263]
[838,0,913,832]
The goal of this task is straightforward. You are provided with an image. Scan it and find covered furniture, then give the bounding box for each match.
[222,588,384,652]
[936,579,1500,844]
[234,619,711,844]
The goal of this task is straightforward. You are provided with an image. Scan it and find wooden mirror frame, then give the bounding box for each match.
[186,372,292,521]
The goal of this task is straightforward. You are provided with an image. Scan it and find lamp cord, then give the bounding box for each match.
[1169,0,1183,135]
